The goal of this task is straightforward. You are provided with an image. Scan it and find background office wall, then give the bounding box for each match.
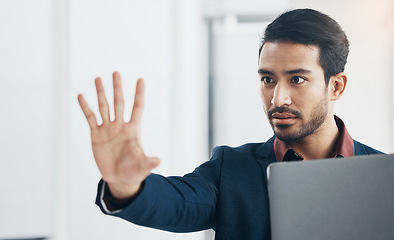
[0,0,393,240]
[0,0,55,238]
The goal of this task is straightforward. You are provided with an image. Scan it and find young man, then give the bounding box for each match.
[78,8,381,240]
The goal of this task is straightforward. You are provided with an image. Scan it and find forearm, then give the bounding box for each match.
[96,173,218,232]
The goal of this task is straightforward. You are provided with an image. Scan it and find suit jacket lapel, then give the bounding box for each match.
[255,136,277,181]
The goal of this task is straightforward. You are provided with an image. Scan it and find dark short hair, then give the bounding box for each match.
[259,9,350,85]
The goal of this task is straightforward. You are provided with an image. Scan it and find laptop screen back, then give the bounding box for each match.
[267,154,394,240]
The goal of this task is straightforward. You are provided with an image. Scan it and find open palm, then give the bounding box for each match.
[78,72,160,199]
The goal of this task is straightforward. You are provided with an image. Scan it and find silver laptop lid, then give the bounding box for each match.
[267,154,394,240]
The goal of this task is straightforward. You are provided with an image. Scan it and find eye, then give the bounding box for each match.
[261,76,274,84]
[291,76,306,84]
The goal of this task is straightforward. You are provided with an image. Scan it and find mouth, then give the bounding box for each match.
[272,112,297,119]
[271,112,298,126]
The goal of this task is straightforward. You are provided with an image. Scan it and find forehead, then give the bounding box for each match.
[258,42,322,72]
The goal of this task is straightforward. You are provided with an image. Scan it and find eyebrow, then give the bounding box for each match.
[258,68,312,75]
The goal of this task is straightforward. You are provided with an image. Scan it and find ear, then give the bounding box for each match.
[329,72,347,101]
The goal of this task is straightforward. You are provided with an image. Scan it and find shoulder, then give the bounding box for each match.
[192,137,276,181]
[209,137,276,167]
[212,138,275,160]
[218,142,265,154]
[353,139,384,155]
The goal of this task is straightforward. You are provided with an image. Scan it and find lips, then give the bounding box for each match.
[272,112,297,119]
[271,112,298,126]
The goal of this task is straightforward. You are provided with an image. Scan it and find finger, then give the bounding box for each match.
[140,156,161,174]
[129,78,145,124]
[147,156,161,170]
[95,77,111,123]
[113,72,125,123]
[78,94,98,130]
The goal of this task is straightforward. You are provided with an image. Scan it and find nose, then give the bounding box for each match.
[271,83,292,107]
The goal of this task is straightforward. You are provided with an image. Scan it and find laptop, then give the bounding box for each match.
[267,154,394,240]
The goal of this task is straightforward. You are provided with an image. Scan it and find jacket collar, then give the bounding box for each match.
[256,136,276,161]
[255,136,277,182]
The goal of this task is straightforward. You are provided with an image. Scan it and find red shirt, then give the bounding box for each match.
[274,116,354,162]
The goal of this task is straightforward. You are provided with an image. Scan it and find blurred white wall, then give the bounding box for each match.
[0,0,393,240]
[0,0,55,238]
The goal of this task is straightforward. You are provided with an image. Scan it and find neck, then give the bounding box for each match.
[288,115,340,160]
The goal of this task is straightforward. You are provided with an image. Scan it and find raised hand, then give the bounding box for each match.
[78,72,160,199]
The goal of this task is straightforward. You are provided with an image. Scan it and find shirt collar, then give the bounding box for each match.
[274,115,355,162]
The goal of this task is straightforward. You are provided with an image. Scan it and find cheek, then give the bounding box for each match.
[293,87,327,113]
[260,87,272,108]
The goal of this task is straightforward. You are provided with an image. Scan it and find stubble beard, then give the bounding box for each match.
[270,98,329,143]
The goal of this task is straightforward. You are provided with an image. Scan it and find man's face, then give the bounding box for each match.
[258,42,331,143]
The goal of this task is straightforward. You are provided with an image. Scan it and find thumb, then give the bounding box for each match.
[147,156,161,169]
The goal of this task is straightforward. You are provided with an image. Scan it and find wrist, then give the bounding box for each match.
[107,182,141,199]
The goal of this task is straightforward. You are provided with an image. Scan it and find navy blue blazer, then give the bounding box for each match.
[96,136,382,240]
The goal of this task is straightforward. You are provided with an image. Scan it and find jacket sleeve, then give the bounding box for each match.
[95,146,224,233]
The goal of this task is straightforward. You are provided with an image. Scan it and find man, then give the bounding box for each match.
[78,8,381,240]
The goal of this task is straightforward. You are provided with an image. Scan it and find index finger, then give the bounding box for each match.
[129,78,145,124]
